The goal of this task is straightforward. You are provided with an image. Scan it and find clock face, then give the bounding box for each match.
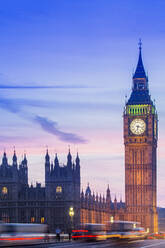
[130,118,146,135]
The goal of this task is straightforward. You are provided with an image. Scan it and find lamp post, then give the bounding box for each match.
[69,206,74,237]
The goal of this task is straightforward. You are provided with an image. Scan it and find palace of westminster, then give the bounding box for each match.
[0,44,159,233]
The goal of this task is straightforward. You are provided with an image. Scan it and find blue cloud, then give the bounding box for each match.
[34,115,87,144]
[0,84,87,89]
[0,96,87,144]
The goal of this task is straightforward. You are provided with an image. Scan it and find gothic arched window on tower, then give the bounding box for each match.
[2,187,8,195]
[56,186,62,193]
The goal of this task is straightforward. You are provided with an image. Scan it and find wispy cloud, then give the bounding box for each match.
[34,116,87,144]
[0,96,87,144]
[0,97,51,113]
[0,84,87,89]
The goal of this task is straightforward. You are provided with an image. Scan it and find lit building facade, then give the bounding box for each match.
[0,150,124,232]
[124,43,158,233]
[0,150,81,232]
[80,185,125,225]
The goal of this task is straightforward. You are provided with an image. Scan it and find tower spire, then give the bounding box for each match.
[67,147,72,167]
[139,38,142,50]
[12,149,17,168]
[133,39,147,80]
[127,41,152,105]
[54,153,59,168]
[2,151,7,166]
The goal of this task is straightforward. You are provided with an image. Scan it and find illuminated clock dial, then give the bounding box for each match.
[130,118,146,135]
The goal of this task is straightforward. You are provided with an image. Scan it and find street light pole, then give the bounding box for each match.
[69,206,74,240]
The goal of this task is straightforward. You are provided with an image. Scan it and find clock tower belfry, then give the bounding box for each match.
[124,42,158,233]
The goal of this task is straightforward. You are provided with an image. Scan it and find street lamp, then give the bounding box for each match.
[69,207,74,240]
[69,207,74,218]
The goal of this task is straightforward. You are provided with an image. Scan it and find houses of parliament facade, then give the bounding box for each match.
[0,44,158,233]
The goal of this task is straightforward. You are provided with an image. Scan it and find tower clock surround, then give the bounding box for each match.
[124,42,158,233]
[130,118,146,135]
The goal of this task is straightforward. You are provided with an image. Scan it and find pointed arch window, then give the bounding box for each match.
[2,187,8,195]
[56,186,62,193]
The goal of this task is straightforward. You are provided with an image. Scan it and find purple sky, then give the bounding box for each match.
[0,0,165,206]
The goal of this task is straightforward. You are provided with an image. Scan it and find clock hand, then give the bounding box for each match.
[136,125,140,130]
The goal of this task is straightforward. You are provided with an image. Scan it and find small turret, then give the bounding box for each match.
[81,189,84,199]
[99,194,102,203]
[45,149,50,182]
[72,162,75,171]
[51,162,53,172]
[114,195,117,210]
[45,149,50,163]
[76,152,80,166]
[85,183,91,197]
[103,195,105,204]
[54,153,59,177]
[96,193,99,202]
[12,150,17,168]
[54,153,59,167]
[106,184,111,202]
[2,152,8,166]
[93,191,95,201]
[119,196,123,209]
[19,154,28,185]
[67,148,72,167]
[22,154,27,167]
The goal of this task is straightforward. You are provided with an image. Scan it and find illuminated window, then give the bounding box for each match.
[110,216,114,223]
[56,186,62,193]
[31,217,35,223]
[2,187,8,195]
[41,217,44,223]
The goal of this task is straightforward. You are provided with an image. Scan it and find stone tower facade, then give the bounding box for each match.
[0,149,80,232]
[45,149,81,232]
[124,43,158,233]
[0,151,28,223]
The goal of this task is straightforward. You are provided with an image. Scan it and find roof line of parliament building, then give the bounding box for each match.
[0,148,121,203]
[0,148,124,232]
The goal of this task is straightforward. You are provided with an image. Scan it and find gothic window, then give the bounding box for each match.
[31,217,35,223]
[56,186,62,193]
[2,187,8,195]
[41,217,44,223]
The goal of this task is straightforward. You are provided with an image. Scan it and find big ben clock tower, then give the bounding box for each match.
[124,41,158,233]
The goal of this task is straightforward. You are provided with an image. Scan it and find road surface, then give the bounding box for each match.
[15,239,165,248]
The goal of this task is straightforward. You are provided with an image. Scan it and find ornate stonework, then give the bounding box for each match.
[124,43,158,233]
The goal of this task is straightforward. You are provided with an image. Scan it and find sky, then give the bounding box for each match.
[0,0,165,206]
